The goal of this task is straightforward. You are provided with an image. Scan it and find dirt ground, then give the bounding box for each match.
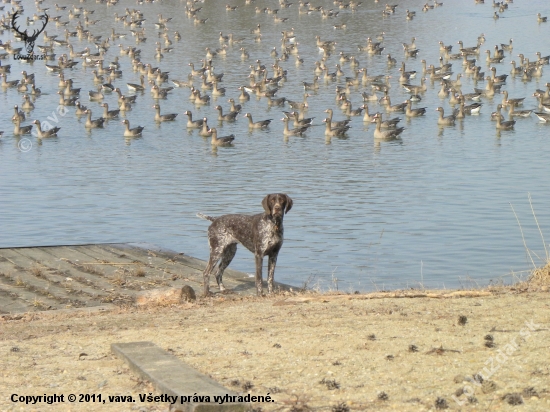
[2,285,550,412]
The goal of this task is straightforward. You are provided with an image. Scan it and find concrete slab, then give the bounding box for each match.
[0,243,291,314]
[111,341,250,412]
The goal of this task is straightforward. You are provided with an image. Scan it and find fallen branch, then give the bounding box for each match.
[274,290,492,305]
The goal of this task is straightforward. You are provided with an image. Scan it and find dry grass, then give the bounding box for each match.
[30,265,43,277]
[80,263,105,276]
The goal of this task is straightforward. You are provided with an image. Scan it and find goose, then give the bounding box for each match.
[210,128,235,147]
[22,95,35,110]
[1,73,19,88]
[88,87,104,101]
[126,75,145,92]
[495,115,515,130]
[290,112,315,127]
[537,13,547,23]
[384,96,407,112]
[288,94,310,111]
[282,118,309,136]
[370,114,401,129]
[212,81,226,96]
[118,100,133,112]
[435,107,456,126]
[501,39,513,51]
[244,113,272,129]
[360,105,381,122]
[17,82,28,92]
[402,78,427,94]
[75,102,88,116]
[228,98,242,113]
[152,104,178,122]
[342,101,364,116]
[460,99,483,114]
[30,84,42,96]
[84,110,105,128]
[13,118,33,135]
[58,92,78,106]
[188,62,206,77]
[192,89,210,105]
[323,108,351,128]
[491,104,505,121]
[172,75,193,88]
[238,86,251,101]
[536,52,550,65]
[122,120,144,137]
[114,88,138,104]
[501,90,525,107]
[12,105,25,123]
[323,118,350,137]
[64,80,81,96]
[303,76,319,91]
[199,118,213,137]
[534,112,550,122]
[455,102,466,119]
[184,111,204,128]
[490,67,508,83]
[373,114,404,139]
[509,61,525,76]
[405,100,427,117]
[508,106,532,118]
[362,91,379,102]
[438,83,450,99]
[215,105,239,121]
[267,96,287,107]
[33,120,60,138]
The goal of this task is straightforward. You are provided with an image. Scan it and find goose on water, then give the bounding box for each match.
[99,103,119,119]
[126,75,145,92]
[435,107,456,126]
[22,95,35,110]
[75,102,88,116]
[215,105,239,121]
[495,115,516,130]
[199,118,213,137]
[152,104,178,122]
[244,113,272,129]
[210,128,235,147]
[323,118,350,137]
[13,118,33,135]
[12,105,25,123]
[324,108,351,128]
[122,119,144,137]
[33,120,60,138]
[281,117,309,136]
[405,100,427,117]
[184,111,204,128]
[84,110,105,128]
[373,114,404,139]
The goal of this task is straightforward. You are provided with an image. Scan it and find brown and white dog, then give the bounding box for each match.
[197,194,293,296]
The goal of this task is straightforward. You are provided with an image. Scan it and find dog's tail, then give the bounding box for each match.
[196,212,215,222]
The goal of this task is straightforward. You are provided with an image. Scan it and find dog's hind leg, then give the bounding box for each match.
[214,243,237,291]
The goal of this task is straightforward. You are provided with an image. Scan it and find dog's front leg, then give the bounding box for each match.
[267,254,278,294]
[255,253,263,296]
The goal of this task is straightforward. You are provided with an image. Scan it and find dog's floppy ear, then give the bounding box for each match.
[283,194,293,214]
[261,194,273,216]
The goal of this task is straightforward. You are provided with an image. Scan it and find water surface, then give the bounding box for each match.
[1,0,550,291]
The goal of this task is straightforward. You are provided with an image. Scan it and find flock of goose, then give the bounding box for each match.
[0,0,549,147]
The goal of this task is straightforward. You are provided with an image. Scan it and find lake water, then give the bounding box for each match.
[1,0,549,292]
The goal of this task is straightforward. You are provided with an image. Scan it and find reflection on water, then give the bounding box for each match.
[1,0,550,291]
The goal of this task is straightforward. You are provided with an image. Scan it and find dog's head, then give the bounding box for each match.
[262,193,293,219]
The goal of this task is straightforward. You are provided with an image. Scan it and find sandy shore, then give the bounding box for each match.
[2,285,550,411]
